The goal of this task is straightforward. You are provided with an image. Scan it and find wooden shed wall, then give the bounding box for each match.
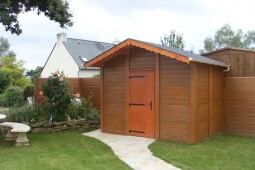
[196,63,210,142]
[191,63,223,143]
[129,47,155,70]
[203,49,255,77]
[209,66,223,136]
[159,56,190,143]
[226,78,255,137]
[103,55,126,134]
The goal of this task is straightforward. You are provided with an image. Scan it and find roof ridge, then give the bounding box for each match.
[67,38,115,45]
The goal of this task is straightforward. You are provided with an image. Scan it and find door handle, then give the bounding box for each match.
[147,101,152,111]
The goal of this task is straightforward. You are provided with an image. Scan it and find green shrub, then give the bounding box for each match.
[7,103,40,123]
[0,93,8,107]
[84,108,100,123]
[40,71,71,121]
[4,85,24,107]
[0,70,11,94]
[68,93,100,122]
[23,85,34,100]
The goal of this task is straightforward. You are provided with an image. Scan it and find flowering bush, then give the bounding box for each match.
[40,71,71,121]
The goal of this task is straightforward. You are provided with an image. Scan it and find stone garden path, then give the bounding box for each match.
[83,129,180,170]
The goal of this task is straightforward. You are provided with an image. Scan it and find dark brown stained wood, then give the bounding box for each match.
[203,49,255,77]
[125,54,130,135]
[209,66,223,137]
[100,68,104,131]
[222,78,226,132]
[129,47,155,70]
[155,54,160,139]
[196,63,209,142]
[190,62,197,143]
[80,78,100,109]
[35,78,100,109]
[226,77,255,137]
[103,55,126,135]
[159,56,190,143]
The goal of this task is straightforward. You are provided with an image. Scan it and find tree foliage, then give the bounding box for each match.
[0,37,15,58]
[0,56,30,88]
[0,70,11,94]
[160,30,185,49]
[26,66,43,84]
[0,0,73,35]
[0,36,30,88]
[200,24,255,53]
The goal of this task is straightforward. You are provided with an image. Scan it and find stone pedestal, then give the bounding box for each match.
[15,132,29,146]
[5,129,17,141]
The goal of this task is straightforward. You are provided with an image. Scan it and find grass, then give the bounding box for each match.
[0,129,131,170]
[149,133,255,170]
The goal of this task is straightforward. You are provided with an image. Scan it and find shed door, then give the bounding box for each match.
[129,71,155,138]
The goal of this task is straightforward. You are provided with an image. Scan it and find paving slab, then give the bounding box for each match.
[83,129,180,170]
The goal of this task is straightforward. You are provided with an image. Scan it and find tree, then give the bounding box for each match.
[0,37,15,58]
[200,24,255,53]
[26,66,43,84]
[0,0,73,35]
[160,30,185,49]
[0,70,11,93]
[0,56,30,88]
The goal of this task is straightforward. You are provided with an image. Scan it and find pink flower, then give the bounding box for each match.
[59,77,64,82]
[54,71,59,75]
[75,93,80,98]
[39,91,43,96]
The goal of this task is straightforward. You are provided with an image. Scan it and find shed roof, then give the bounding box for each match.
[84,38,229,68]
[201,47,255,56]
[63,38,115,69]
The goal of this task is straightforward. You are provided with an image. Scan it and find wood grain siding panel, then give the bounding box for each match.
[129,47,155,70]
[204,49,255,77]
[35,78,100,109]
[196,63,209,142]
[81,78,100,109]
[159,56,190,143]
[226,78,255,137]
[103,55,126,134]
[209,66,223,137]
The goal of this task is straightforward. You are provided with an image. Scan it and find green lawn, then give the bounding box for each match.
[0,129,131,170]
[149,133,255,170]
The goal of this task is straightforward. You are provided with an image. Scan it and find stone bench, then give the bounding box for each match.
[0,122,31,146]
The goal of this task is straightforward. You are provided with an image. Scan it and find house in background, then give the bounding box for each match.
[40,33,115,78]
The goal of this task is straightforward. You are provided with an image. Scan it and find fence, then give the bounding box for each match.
[225,77,255,137]
[35,78,100,109]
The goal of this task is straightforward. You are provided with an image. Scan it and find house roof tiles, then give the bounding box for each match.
[63,38,115,69]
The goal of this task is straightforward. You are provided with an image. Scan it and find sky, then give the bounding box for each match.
[1,0,255,70]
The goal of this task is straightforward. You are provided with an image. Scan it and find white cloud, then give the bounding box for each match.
[1,0,255,69]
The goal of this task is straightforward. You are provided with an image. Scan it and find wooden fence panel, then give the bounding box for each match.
[35,78,100,109]
[226,77,255,137]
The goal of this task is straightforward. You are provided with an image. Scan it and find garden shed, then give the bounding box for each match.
[84,39,229,143]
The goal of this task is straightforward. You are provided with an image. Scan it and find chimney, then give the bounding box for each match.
[112,38,121,45]
[57,33,67,44]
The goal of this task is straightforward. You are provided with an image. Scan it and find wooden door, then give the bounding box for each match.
[129,71,155,138]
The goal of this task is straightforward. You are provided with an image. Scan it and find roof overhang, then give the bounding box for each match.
[84,38,190,68]
[201,47,255,56]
